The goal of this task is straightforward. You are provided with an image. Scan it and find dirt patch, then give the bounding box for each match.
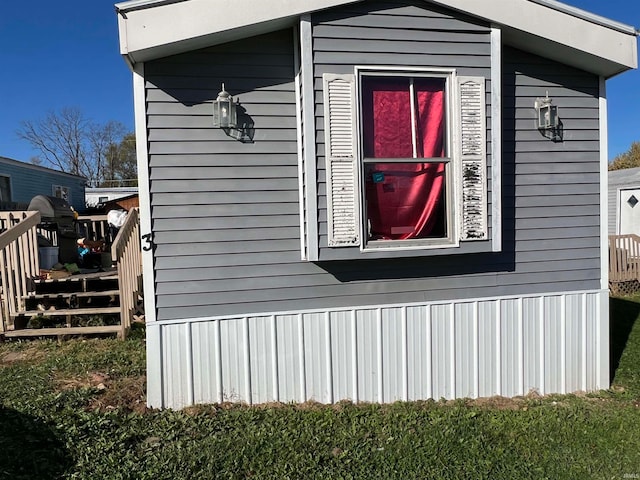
[54,371,108,391]
[0,346,46,366]
[462,395,533,411]
[90,375,147,413]
[457,390,637,411]
[53,370,147,413]
[1,352,26,364]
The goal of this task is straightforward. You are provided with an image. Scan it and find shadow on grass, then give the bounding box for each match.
[0,406,71,479]
[610,297,640,383]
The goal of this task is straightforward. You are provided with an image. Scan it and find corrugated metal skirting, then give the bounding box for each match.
[147,289,608,409]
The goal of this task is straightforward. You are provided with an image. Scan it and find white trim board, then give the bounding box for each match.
[133,63,157,325]
[293,27,307,260]
[599,76,608,291]
[600,80,612,390]
[490,28,502,252]
[300,16,319,261]
[133,63,163,406]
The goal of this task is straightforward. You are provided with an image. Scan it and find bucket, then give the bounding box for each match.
[38,246,59,270]
[100,252,112,268]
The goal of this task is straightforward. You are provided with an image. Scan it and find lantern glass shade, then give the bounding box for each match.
[537,103,558,130]
[213,85,237,129]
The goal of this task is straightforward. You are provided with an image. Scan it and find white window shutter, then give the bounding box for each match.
[457,76,487,241]
[323,73,360,247]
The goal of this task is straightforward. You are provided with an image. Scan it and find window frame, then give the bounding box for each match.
[0,175,11,203]
[52,184,71,203]
[355,66,460,252]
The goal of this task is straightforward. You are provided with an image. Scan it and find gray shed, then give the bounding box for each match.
[608,167,640,235]
[115,0,638,409]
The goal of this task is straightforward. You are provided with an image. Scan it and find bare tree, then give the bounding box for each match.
[87,121,127,185]
[17,107,134,186]
[102,132,137,187]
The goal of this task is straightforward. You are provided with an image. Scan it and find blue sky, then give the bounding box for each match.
[0,0,638,164]
[0,1,133,163]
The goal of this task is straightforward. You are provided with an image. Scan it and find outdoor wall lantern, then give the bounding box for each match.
[212,83,255,143]
[535,92,562,141]
[212,83,237,129]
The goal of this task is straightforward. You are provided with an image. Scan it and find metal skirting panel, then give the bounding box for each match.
[149,289,608,409]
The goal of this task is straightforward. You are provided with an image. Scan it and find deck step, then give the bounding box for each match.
[34,269,118,282]
[5,325,121,337]
[22,290,120,301]
[12,307,121,317]
[34,275,118,285]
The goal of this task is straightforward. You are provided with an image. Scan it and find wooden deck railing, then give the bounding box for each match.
[609,234,640,284]
[111,208,142,337]
[0,211,40,332]
[0,212,33,231]
[77,214,110,243]
[0,209,142,338]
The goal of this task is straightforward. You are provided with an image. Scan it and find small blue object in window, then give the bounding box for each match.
[372,172,385,183]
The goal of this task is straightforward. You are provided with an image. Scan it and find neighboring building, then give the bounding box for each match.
[103,194,139,213]
[608,167,640,235]
[85,187,139,209]
[0,156,86,213]
[115,0,638,409]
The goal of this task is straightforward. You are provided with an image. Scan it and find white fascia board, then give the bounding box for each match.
[117,0,637,75]
[428,0,637,74]
[116,0,363,63]
[530,0,637,35]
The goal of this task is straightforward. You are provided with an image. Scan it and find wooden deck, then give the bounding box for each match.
[0,210,143,338]
[4,325,122,338]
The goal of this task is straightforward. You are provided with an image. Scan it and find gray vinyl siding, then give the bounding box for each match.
[145,29,302,322]
[146,10,602,322]
[501,46,601,290]
[312,0,494,259]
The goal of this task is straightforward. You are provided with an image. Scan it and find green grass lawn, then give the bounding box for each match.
[1,302,640,479]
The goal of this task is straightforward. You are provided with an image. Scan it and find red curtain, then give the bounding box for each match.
[363,78,445,240]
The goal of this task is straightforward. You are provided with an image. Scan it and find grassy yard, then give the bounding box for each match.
[0,300,640,479]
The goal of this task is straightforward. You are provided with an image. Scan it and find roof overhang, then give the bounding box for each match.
[0,156,87,181]
[115,0,362,65]
[429,0,638,77]
[115,0,638,77]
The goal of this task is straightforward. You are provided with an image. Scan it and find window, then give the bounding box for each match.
[322,70,487,252]
[0,176,11,203]
[360,74,452,246]
[52,185,71,203]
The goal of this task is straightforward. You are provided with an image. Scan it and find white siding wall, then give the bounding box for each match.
[148,289,608,409]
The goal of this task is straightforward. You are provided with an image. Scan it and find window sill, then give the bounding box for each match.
[363,238,458,252]
[315,238,494,262]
